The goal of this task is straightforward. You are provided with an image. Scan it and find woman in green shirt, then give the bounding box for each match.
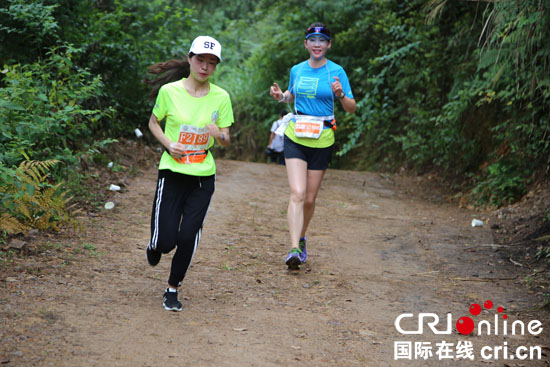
[145,36,234,311]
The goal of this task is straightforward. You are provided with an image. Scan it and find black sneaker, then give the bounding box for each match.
[163,288,182,312]
[146,241,161,266]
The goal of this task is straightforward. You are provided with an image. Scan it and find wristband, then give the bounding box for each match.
[221,133,225,141]
[278,93,286,103]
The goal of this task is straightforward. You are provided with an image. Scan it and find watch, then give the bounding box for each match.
[338,92,345,99]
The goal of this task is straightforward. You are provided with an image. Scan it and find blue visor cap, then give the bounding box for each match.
[305,26,330,40]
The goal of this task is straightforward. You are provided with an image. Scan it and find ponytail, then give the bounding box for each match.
[143,59,190,101]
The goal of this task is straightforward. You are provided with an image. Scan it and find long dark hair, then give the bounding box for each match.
[143,57,191,101]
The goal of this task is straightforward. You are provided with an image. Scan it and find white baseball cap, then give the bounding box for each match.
[189,36,222,61]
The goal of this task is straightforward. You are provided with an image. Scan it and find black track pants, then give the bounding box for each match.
[149,169,215,287]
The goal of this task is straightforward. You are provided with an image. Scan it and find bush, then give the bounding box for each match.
[0,46,114,233]
[0,45,115,167]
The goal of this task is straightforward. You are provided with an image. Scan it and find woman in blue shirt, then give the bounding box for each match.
[269,23,356,269]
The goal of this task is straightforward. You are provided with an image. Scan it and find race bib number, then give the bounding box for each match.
[175,124,210,164]
[294,115,324,139]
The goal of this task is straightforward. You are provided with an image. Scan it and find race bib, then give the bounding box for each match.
[175,124,210,164]
[294,115,324,139]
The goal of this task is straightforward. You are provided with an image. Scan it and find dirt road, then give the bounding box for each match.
[1,159,549,366]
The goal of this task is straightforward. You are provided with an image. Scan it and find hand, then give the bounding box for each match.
[206,123,222,140]
[167,141,186,158]
[270,82,284,101]
[331,76,344,98]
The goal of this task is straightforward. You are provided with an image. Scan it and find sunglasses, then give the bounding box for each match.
[305,26,330,40]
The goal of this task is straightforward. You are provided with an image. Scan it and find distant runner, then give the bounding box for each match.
[144,36,234,311]
[269,23,356,269]
[265,109,288,165]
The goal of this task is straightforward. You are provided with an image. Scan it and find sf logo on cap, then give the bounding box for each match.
[204,41,216,50]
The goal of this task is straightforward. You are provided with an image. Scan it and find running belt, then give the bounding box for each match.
[295,111,336,130]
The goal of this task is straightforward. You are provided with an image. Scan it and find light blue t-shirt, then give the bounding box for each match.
[285,59,354,147]
[288,59,353,117]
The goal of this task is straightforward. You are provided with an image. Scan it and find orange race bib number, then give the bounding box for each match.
[294,115,324,139]
[175,124,211,164]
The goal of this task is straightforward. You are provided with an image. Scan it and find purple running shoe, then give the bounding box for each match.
[285,248,302,269]
[299,237,307,263]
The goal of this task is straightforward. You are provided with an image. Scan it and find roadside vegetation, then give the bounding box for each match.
[1,1,548,269]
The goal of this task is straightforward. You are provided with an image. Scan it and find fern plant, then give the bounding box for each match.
[0,159,77,234]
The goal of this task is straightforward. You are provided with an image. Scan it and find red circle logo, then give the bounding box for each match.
[469,303,481,316]
[456,316,475,335]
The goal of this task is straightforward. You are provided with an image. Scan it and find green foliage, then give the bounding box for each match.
[471,160,528,207]
[464,1,550,205]
[0,0,59,38]
[200,0,549,207]
[0,0,60,65]
[1,0,548,211]
[0,46,115,167]
[0,45,114,230]
[69,0,197,134]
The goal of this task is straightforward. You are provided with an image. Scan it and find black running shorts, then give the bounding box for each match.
[283,135,333,170]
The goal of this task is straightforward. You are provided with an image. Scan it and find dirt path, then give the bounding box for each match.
[1,159,549,366]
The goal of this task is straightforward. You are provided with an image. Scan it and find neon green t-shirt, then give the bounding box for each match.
[153,78,234,176]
